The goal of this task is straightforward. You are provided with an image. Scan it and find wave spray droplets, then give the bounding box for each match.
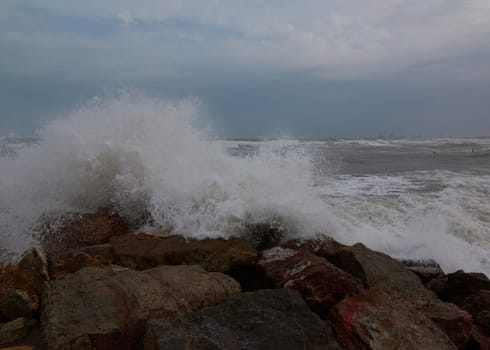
[1,93,489,276]
[0,93,333,254]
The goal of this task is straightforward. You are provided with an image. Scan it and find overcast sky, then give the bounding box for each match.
[1,0,490,138]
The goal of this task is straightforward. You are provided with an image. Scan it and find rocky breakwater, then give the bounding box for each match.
[1,208,489,349]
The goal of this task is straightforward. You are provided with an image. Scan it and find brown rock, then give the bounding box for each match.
[42,265,241,350]
[428,270,490,298]
[414,299,472,349]
[17,248,49,294]
[258,247,362,316]
[0,248,49,320]
[0,290,38,321]
[0,318,37,346]
[111,233,257,272]
[428,271,490,331]
[334,243,436,301]
[330,289,456,350]
[50,252,112,279]
[0,347,35,350]
[0,265,38,320]
[42,208,128,254]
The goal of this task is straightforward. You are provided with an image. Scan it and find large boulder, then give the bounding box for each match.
[41,208,128,254]
[144,289,341,350]
[330,289,457,350]
[42,266,241,350]
[333,243,436,301]
[258,247,362,316]
[110,233,257,272]
[428,270,490,331]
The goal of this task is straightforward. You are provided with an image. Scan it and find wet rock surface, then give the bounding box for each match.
[111,233,257,272]
[42,266,241,350]
[41,208,128,254]
[144,289,341,350]
[399,259,445,284]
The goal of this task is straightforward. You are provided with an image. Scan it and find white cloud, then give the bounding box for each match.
[1,0,490,79]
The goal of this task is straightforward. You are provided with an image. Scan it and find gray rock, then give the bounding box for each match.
[144,289,341,350]
[399,259,445,283]
[334,243,436,301]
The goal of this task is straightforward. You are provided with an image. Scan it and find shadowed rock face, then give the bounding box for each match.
[428,270,490,332]
[0,249,49,321]
[330,289,457,350]
[258,247,362,317]
[110,233,257,272]
[42,266,241,350]
[144,289,341,350]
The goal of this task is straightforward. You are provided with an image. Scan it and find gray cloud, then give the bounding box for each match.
[1,0,489,136]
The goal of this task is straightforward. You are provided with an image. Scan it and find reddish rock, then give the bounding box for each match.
[258,247,362,316]
[330,289,456,350]
[111,233,257,272]
[42,208,128,254]
[414,299,473,349]
[334,243,436,301]
[41,266,241,350]
[50,252,112,279]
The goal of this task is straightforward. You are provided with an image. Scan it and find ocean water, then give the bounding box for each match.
[1,94,489,275]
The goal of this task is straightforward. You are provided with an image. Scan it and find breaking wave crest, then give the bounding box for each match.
[1,92,489,276]
[0,93,334,254]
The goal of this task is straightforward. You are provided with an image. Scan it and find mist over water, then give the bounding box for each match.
[1,93,489,275]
